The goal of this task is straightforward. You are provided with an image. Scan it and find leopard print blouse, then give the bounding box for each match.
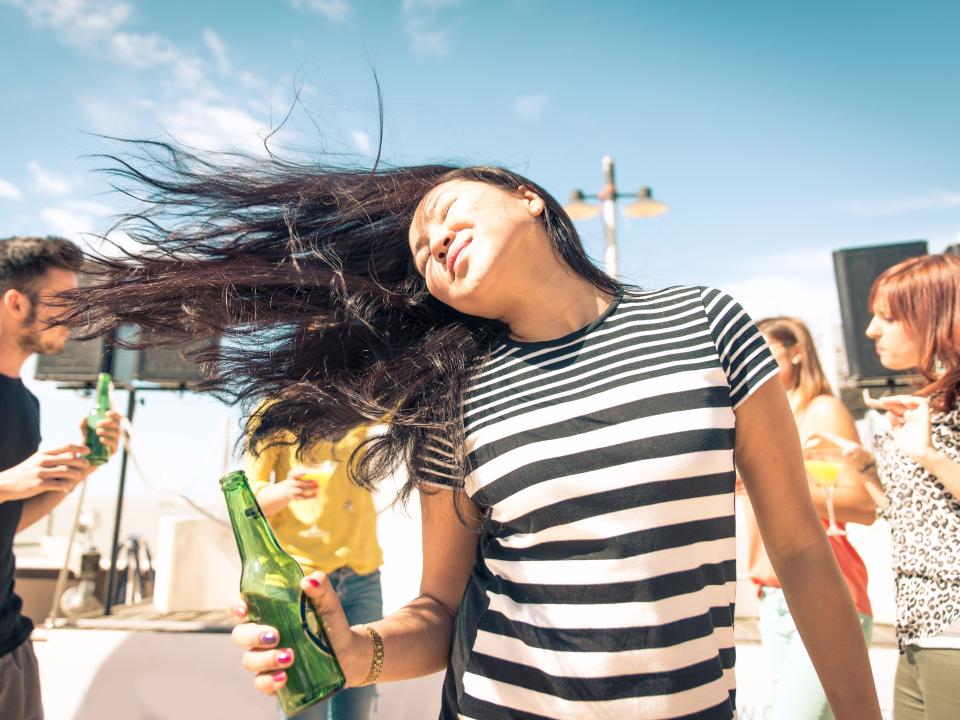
[874,407,960,647]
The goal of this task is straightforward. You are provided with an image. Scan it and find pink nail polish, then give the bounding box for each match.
[272,671,286,683]
[277,650,292,665]
[307,578,320,588]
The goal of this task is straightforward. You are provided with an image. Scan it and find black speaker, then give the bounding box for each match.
[34,336,110,383]
[833,240,928,382]
[136,342,213,387]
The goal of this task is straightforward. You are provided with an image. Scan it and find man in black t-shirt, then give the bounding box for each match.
[0,237,121,719]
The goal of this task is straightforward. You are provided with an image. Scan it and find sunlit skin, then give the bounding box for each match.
[757,333,876,524]
[865,299,923,371]
[407,179,612,343]
[0,267,77,377]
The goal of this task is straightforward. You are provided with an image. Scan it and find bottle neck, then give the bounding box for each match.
[95,374,111,412]
[222,476,282,558]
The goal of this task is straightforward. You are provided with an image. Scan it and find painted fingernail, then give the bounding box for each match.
[272,671,287,684]
[277,650,293,665]
[260,630,278,645]
[307,578,320,588]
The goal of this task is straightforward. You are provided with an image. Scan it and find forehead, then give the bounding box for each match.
[34,267,79,294]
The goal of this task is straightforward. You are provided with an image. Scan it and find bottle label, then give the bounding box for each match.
[299,592,334,656]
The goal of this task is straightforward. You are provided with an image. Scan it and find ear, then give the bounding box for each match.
[517,185,545,217]
[1,288,30,320]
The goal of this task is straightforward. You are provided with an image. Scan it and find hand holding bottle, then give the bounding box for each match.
[230,573,373,695]
[0,445,91,502]
[78,410,123,465]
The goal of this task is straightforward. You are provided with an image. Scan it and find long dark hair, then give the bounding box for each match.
[68,141,618,501]
[869,253,960,413]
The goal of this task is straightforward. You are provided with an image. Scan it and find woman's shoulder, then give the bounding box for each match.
[619,284,705,308]
[799,394,857,437]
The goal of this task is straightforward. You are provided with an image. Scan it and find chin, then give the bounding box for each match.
[40,338,69,355]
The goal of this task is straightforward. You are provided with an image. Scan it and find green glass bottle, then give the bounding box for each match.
[85,373,112,465]
[220,470,345,714]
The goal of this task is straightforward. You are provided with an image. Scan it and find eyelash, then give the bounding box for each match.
[440,197,456,222]
[417,197,457,274]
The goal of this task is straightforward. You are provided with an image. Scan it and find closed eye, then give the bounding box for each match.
[439,195,456,222]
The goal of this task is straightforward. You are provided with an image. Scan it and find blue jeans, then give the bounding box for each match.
[281,569,383,720]
[759,586,874,720]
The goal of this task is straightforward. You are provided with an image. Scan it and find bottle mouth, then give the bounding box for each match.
[219,470,247,489]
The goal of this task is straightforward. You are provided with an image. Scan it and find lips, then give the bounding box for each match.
[446,237,471,273]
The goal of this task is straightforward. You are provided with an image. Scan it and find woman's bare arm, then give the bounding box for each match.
[737,380,881,720]
[232,485,480,693]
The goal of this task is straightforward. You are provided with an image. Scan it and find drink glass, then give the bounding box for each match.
[294,460,336,539]
[804,446,845,536]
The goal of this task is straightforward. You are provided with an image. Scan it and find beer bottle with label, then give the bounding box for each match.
[85,372,112,465]
[220,470,345,714]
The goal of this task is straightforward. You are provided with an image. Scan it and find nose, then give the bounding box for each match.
[428,225,454,265]
[865,316,880,339]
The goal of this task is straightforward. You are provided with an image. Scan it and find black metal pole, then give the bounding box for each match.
[103,386,137,615]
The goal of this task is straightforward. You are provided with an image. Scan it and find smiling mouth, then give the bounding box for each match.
[447,238,471,273]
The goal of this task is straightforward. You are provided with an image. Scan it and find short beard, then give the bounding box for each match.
[18,320,65,356]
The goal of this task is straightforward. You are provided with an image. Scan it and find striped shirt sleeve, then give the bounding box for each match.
[699,287,780,409]
[414,432,460,488]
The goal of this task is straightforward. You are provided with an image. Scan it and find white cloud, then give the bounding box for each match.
[514,93,548,121]
[846,191,960,216]
[4,0,211,89]
[108,32,204,86]
[1,0,131,44]
[27,161,72,195]
[291,0,350,23]
[40,200,115,242]
[160,101,269,154]
[202,28,230,74]
[0,179,24,201]
[350,130,372,155]
[402,0,460,57]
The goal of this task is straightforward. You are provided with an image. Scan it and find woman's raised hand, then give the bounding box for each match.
[230,573,374,696]
[866,394,935,460]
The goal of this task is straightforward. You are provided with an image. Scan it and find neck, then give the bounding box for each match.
[502,266,614,343]
[0,331,29,379]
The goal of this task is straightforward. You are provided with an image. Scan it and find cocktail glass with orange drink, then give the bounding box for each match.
[803,445,845,536]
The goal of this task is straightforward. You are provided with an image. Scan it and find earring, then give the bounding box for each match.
[791,356,801,365]
[935,355,946,375]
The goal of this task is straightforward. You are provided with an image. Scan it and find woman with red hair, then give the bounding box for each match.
[821,253,960,719]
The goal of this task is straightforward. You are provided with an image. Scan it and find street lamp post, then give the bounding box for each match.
[563,154,668,278]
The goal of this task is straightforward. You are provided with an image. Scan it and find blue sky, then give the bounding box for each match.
[2,1,959,509]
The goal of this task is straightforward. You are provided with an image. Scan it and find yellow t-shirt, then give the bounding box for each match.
[245,427,383,576]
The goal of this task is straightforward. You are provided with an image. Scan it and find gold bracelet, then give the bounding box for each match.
[360,625,383,685]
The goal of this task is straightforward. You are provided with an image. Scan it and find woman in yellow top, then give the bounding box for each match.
[247,426,383,720]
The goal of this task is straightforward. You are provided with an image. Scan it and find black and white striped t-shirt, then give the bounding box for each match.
[420,286,779,720]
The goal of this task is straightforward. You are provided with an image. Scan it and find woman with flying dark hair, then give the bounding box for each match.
[809,254,960,719]
[71,143,880,719]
